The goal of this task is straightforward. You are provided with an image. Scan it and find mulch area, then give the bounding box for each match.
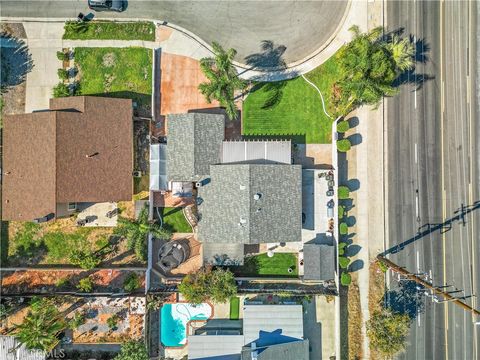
[0,269,145,294]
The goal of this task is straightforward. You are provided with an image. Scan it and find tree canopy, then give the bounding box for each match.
[178,267,237,304]
[366,308,411,357]
[199,42,246,120]
[14,297,67,351]
[115,205,171,261]
[114,341,149,360]
[333,25,414,115]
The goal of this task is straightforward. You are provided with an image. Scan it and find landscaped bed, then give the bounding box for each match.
[231,253,298,277]
[3,208,142,267]
[74,47,152,115]
[242,56,340,144]
[160,207,192,233]
[63,21,155,41]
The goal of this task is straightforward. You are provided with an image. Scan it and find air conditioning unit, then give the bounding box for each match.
[133,171,142,178]
[196,181,203,187]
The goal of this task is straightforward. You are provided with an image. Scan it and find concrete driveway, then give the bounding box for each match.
[1,0,349,64]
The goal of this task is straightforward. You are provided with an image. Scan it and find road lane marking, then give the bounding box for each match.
[415,143,418,164]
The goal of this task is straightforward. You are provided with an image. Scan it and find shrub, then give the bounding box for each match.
[56,50,68,61]
[339,222,348,235]
[366,308,411,357]
[340,272,352,286]
[337,120,350,133]
[55,277,70,288]
[377,259,389,273]
[70,249,101,270]
[338,186,350,200]
[69,311,85,329]
[53,82,69,98]
[178,268,237,304]
[114,341,149,360]
[123,273,141,292]
[107,314,119,330]
[65,20,88,35]
[338,242,347,256]
[337,139,352,152]
[339,256,351,269]
[57,68,69,80]
[76,277,94,292]
[338,205,345,219]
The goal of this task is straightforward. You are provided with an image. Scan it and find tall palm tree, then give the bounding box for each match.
[14,297,66,351]
[198,42,246,120]
[388,35,415,72]
[116,206,171,261]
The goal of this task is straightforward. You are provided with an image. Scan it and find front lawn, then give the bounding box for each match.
[232,252,298,277]
[229,296,240,320]
[160,207,192,233]
[63,21,155,41]
[242,56,340,144]
[74,47,152,114]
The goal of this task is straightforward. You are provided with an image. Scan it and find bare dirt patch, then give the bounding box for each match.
[368,260,387,360]
[348,283,363,360]
[102,52,117,67]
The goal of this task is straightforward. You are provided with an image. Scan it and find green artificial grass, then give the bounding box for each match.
[242,56,340,144]
[229,296,240,320]
[234,252,298,277]
[63,21,155,41]
[74,47,152,107]
[160,207,192,233]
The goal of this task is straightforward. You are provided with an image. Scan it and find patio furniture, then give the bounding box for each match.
[106,208,119,218]
[328,180,335,187]
[157,240,190,273]
[77,219,87,226]
[326,174,334,181]
[326,190,334,197]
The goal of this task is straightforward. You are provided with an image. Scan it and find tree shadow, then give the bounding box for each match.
[348,259,364,272]
[252,81,288,110]
[347,178,360,192]
[345,244,361,257]
[347,133,362,146]
[345,216,356,227]
[244,40,287,70]
[383,280,425,319]
[346,116,359,129]
[0,34,34,94]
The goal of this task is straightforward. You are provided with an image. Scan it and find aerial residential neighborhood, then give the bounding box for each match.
[0,1,478,360]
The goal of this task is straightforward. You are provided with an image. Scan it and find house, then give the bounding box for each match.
[188,304,309,360]
[2,96,133,222]
[164,112,302,265]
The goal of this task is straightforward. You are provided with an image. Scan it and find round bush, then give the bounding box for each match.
[338,186,350,200]
[338,205,345,219]
[337,139,352,152]
[53,82,69,98]
[339,222,348,235]
[341,272,352,286]
[339,256,351,269]
[57,68,69,80]
[337,121,350,133]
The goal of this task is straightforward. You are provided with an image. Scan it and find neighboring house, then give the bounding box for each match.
[188,304,309,360]
[164,112,302,265]
[0,336,45,360]
[2,96,133,222]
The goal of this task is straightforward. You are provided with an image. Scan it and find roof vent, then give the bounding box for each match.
[240,217,247,224]
[253,193,262,200]
[240,185,246,190]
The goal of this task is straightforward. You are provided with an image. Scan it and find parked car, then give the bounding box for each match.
[88,0,126,12]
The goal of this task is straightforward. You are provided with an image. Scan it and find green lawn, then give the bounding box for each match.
[233,252,298,277]
[63,21,155,41]
[242,56,340,144]
[229,296,240,320]
[160,207,192,233]
[74,47,152,110]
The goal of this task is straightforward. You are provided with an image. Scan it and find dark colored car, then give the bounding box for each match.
[88,0,126,12]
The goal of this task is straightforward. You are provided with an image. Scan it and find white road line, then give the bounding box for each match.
[415,143,418,164]
[415,193,419,218]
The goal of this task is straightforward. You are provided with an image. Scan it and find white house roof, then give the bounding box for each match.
[188,335,245,360]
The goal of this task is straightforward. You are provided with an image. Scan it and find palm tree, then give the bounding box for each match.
[14,297,66,351]
[334,25,408,115]
[198,42,246,120]
[115,205,171,261]
[388,35,415,72]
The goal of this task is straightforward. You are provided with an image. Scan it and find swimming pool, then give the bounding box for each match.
[160,303,212,347]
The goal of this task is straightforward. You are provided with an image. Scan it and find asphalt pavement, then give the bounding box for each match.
[0,0,348,64]
[386,1,479,359]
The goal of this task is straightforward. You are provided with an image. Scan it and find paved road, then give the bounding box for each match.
[0,0,348,64]
[386,1,479,359]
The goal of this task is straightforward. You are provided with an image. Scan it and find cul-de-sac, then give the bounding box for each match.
[0,1,478,359]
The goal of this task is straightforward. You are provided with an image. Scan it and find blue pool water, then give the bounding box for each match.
[160,303,212,347]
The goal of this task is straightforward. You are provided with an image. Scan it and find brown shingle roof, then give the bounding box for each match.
[2,96,133,221]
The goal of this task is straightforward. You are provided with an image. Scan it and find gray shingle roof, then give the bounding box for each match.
[166,113,224,181]
[241,340,309,360]
[303,242,335,281]
[198,164,302,244]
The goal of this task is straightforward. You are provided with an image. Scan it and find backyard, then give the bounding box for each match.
[231,253,298,277]
[242,56,340,144]
[63,21,155,41]
[160,207,192,233]
[74,47,152,116]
